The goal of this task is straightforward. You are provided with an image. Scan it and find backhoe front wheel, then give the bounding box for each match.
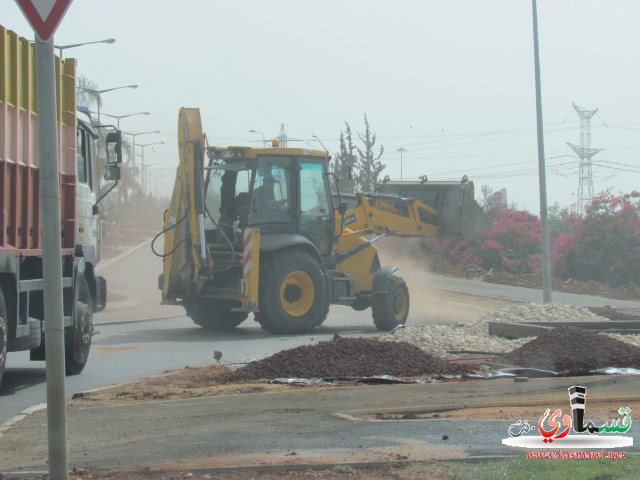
[184,298,249,330]
[255,250,329,334]
[372,276,409,331]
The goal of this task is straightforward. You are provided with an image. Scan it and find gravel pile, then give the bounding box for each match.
[222,337,470,382]
[506,326,640,374]
[381,303,640,357]
[483,303,608,323]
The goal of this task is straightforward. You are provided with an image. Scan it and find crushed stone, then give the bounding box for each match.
[506,326,640,374]
[221,337,471,382]
[381,303,640,357]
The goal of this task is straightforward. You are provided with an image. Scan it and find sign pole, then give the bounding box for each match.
[15,1,74,478]
[35,36,69,480]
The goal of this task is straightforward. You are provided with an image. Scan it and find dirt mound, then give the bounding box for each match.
[506,326,640,374]
[222,337,471,382]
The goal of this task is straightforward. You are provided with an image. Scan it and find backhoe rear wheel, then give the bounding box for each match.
[255,250,329,334]
[371,276,409,331]
[184,298,248,330]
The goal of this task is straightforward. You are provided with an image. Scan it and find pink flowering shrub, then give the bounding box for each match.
[552,191,640,287]
[425,208,542,274]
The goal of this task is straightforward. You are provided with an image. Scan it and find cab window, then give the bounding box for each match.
[299,160,332,254]
[76,128,92,190]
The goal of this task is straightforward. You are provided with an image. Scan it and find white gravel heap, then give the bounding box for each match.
[479,302,607,324]
[381,302,640,356]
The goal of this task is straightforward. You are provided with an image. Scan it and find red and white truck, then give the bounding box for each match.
[0,26,122,387]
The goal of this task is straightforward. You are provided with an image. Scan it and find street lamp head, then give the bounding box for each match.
[126,130,160,136]
[105,38,116,45]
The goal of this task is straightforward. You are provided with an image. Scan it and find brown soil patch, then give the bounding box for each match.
[71,364,316,404]
[506,326,640,374]
[363,397,638,422]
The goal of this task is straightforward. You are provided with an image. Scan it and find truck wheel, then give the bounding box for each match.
[65,275,93,375]
[371,276,409,331]
[0,289,7,387]
[183,298,248,330]
[255,250,329,334]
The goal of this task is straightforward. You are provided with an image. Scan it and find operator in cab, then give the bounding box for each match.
[252,171,279,207]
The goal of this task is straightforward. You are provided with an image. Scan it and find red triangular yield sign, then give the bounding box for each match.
[15,0,73,41]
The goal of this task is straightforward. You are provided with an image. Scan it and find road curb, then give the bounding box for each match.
[0,403,46,440]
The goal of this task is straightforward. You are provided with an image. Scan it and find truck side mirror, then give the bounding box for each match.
[339,202,348,214]
[106,130,123,164]
[104,164,121,181]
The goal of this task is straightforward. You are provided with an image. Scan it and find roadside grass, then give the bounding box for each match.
[446,453,640,480]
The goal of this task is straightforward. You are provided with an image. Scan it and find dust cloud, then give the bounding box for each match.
[374,237,512,325]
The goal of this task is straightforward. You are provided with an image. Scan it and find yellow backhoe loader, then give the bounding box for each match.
[157,108,491,333]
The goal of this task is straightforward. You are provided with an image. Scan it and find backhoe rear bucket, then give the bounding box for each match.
[376,178,492,238]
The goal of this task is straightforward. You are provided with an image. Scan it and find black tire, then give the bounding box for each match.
[255,250,329,334]
[371,276,410,331]
[65,275,93,375]
[183,298,248,330]
[12,318,41,351]
[0,289,7,388]
[351,297,371,311]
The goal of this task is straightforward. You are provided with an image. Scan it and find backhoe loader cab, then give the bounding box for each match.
[160,107,489,334]
[203,149,334,254]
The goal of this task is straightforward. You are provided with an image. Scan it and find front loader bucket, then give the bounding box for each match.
[376,178,492,238]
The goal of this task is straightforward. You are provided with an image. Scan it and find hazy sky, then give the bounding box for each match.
[4,1,639,211]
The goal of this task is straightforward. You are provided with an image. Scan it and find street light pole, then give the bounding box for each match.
[249,129,266,146]
[97,111,149,130]
[79,85,138,123]
[55,37,115,58]
[138,142,164,197]
[126,130,160,166]
[396,147,406,181]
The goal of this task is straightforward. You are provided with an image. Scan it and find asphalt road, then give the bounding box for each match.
[2,374,639,472]
[2,239,639,424]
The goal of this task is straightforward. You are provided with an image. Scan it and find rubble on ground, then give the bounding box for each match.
[506,326,640,374]
[221,337,471,382]
[381,303,640,357]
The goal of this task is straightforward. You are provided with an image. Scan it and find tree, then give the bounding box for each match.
[553,190,640,287]
[479,184,501,218]
[331,123,357,193]
[355,114,385,192]
[77,74,102,110]
[334,114,385,192]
